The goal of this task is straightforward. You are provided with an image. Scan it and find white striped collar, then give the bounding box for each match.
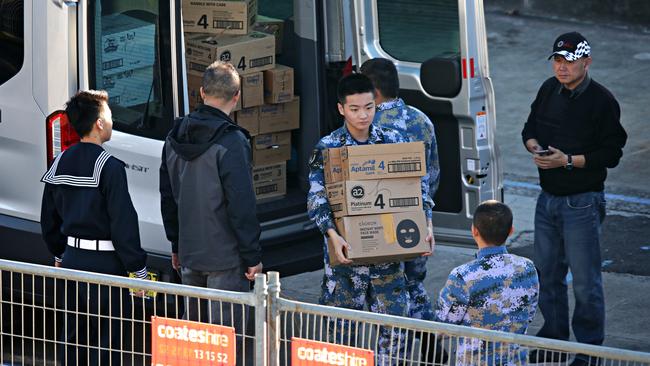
[41,150,112,188]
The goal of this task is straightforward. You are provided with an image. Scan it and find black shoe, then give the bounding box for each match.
[420,333,449,364]
[570,355,602,366]
[529,349,569,363]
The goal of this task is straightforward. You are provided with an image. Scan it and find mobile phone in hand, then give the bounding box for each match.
[535,149,551,156]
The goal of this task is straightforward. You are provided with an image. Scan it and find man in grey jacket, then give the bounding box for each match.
[159,61,263,327]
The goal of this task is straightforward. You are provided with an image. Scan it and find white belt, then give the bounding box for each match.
[67,237,115,251]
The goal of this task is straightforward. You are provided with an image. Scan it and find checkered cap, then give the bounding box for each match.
[548,32,591,61]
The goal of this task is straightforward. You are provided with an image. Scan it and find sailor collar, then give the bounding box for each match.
[41,144,112,188]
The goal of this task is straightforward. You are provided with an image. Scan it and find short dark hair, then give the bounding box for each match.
[202,61,240,100]
[473,200,513,246]
[65,90,109,137]
[337,73,375,104]
[360,58,399,99]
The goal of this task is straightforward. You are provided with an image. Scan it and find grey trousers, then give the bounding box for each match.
[180,265,252,365]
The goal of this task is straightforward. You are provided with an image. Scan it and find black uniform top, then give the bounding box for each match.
[40,142,147,275]
[521,76,628,196]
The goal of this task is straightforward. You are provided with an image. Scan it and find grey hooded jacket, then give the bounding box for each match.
[159,104,261,271]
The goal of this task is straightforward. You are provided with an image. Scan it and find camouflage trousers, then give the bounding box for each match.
[320,256,408,365]
[404,256,435,321]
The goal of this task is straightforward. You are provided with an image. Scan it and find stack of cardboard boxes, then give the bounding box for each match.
[323,142,432,266]
[182,0,297,201]
[100,14,156,113]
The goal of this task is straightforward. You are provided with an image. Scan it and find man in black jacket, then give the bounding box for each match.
[159,61,263,328]
[522,32,627,366]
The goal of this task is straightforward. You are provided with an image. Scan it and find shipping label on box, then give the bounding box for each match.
[340,142,425,181]
[264,65,294,104]
[242,72,264,108]
[327,178,422,218]
[258,96,299,134]
[323,147,342,184]
[182,0,257,35]
[253,162,286,200]
[103,67,154,108]
[236,107,259,135]
[329,211,429,266]
[252,132,291,165]
[101,14,156,74]
[253,15,284,54]
[185,32,274,76]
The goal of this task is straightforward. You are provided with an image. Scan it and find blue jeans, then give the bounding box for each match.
[534,190,606,345]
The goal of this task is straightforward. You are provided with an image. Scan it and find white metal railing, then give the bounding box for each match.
[0,260,648,366]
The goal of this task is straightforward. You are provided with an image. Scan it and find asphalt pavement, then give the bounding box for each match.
[281,9,650,353]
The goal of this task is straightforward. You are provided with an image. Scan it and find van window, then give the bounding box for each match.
[0,0,24,85]
[377,0,460,63]
[87,0,175,140]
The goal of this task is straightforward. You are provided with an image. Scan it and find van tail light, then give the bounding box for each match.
[46,110,79,167]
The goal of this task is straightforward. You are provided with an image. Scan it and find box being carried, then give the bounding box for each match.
[185,32,274,76]
[327,178,422,218]
[182,0,257,35]
[328,211,429,266]
[101,14,156,74]
[253,162,286,200]
[326,142,426,182]
[323,147,342,184]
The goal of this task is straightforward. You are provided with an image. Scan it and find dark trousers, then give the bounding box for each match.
[534,191,606,345]
[58,248,130,366]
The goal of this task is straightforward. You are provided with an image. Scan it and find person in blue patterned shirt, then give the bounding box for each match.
[307,73,433,365]
[361,58,441,362]
[435,200,539,366]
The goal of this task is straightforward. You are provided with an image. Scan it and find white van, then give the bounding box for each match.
[0,0,501,282]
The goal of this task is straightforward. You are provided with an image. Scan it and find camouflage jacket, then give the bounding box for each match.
[374,98,439,214]
[307,124,409,235]
[435,245,539,366]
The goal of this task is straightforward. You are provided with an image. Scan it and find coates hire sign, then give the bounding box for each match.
[292,337,374,366]
[151,316,236,365]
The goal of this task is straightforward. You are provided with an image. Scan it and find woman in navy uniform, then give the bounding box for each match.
[40,90,148,365]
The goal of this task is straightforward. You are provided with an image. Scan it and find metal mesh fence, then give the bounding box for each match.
[0,260,261,366]
[268,271,650,366]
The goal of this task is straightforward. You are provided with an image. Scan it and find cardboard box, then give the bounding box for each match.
[185,32,275,76]
[101,14,156,74]
[187,72,240,111]
[263,65,294,104]
[323,147,342,184]
[251,131,291,165]
[253,162,286,200]
[336,142,426,181]
[241,72,264,108]
[182,0,257,35]
[326,178,422,217]
[103,67,154,108]
[236,107,259,135]
[258,97,300,134]
[328,211,430,266]
[252,15,284,54]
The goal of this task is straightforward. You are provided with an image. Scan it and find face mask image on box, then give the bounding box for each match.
[396,219,420,248]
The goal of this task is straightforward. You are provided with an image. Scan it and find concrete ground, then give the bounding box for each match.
[281,9,650,354]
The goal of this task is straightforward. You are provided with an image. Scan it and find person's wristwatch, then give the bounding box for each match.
[565,154,573,170]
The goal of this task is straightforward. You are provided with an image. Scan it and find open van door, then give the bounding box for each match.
[349,0,502,246]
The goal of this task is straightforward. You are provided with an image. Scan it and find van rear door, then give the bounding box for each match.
[350,0,502,246]
[79,0,186,262]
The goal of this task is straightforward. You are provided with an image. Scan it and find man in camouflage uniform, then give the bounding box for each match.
[435,201,539,366]
[307,73,433,365]
[361,58,441,360]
